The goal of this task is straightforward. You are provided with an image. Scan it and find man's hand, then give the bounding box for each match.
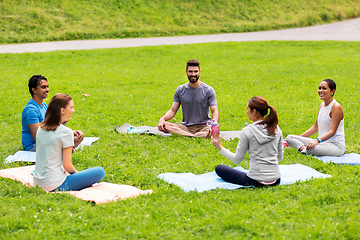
[158,118,168,132]
[73,130,84,148]
[158,102,180,132]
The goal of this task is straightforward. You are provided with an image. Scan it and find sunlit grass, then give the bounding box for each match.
[0,41,360,239]
[0,0,359,43]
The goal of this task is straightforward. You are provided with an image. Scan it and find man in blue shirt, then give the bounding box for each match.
[22,75,84,151]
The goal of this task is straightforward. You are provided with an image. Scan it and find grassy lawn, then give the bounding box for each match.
[1,41,360,239]
[0,0,360,43]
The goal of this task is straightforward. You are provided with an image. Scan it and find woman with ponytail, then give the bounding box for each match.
[33,93,105,192]
[286,79,345,156]
[211,96,283,187]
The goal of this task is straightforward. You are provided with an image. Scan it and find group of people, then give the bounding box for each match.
[22,75,104,192]
[22,59,345,191]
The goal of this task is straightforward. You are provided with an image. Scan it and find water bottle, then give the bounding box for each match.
[207,120,220,139]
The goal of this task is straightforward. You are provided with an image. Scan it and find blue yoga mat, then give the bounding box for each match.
[315,153,360,165]
[158,164,331,192]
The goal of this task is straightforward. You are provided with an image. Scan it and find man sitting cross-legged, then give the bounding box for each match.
[158,59,219,138]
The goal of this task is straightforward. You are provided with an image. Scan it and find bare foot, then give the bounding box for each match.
[298,145,306,152]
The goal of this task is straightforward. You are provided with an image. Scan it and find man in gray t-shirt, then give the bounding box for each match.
[158,59,219,137]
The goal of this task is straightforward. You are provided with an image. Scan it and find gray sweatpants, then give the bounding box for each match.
[286,135,345,157]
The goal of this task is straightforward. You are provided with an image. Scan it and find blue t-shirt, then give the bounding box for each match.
[22,98,48,151]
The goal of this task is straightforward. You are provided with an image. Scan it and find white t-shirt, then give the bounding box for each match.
[33,124,74,191]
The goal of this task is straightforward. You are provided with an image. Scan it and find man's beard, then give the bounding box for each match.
[188,75,199,83]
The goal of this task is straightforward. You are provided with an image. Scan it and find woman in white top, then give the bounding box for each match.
[286,79,345,157]
[33,93,105,191]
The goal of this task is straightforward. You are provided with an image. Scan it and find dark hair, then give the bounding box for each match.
[186,59,200,70]
[28,75,47,96]
[41,93,72,131]
[321,79,336,95]
[248,96,279,135]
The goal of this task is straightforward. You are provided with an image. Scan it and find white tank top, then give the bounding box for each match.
[317,99,345,146]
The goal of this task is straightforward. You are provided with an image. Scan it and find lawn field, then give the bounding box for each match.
[1,0,360,43]
[1,41,360,239]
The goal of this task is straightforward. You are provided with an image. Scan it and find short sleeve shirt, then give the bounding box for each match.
[33,124,74,192]
[173,82,217,126]
[22,98,48,150]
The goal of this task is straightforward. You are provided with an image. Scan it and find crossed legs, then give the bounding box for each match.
[52,167,105,191]
[162,122,211,138]
[215,165,280,187]
[286,135,345,157]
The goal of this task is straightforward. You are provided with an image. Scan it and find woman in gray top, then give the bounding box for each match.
[212,96,283,187]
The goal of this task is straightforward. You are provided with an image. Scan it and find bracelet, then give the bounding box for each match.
[316,137,322,143]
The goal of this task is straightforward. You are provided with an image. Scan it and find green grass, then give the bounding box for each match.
[1,0,360,44]
[1,41,360,239]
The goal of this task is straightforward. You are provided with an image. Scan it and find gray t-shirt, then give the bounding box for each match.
[33,124,74,191]
[173,82,217,126]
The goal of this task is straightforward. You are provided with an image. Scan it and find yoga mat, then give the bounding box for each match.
[5,151,37,164]
[5,137,99,164]
[314,153,360,165]
[0,165,152,204]
[115,123,171,137]
[158,164,331,192]
[75,137,99,150]
[116,123,242,140]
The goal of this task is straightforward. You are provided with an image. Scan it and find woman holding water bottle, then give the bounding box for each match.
[211,96,283,187]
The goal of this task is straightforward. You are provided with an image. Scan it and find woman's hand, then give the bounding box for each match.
[306,140,319,151]
[73,130,84,148]
[211,135,223,151]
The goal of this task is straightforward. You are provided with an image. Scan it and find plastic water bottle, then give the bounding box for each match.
[207,120,220,139]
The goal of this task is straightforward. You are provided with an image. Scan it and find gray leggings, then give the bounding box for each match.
[286,135,345,157]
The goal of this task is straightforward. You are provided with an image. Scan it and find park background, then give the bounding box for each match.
[1,0,360,239]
